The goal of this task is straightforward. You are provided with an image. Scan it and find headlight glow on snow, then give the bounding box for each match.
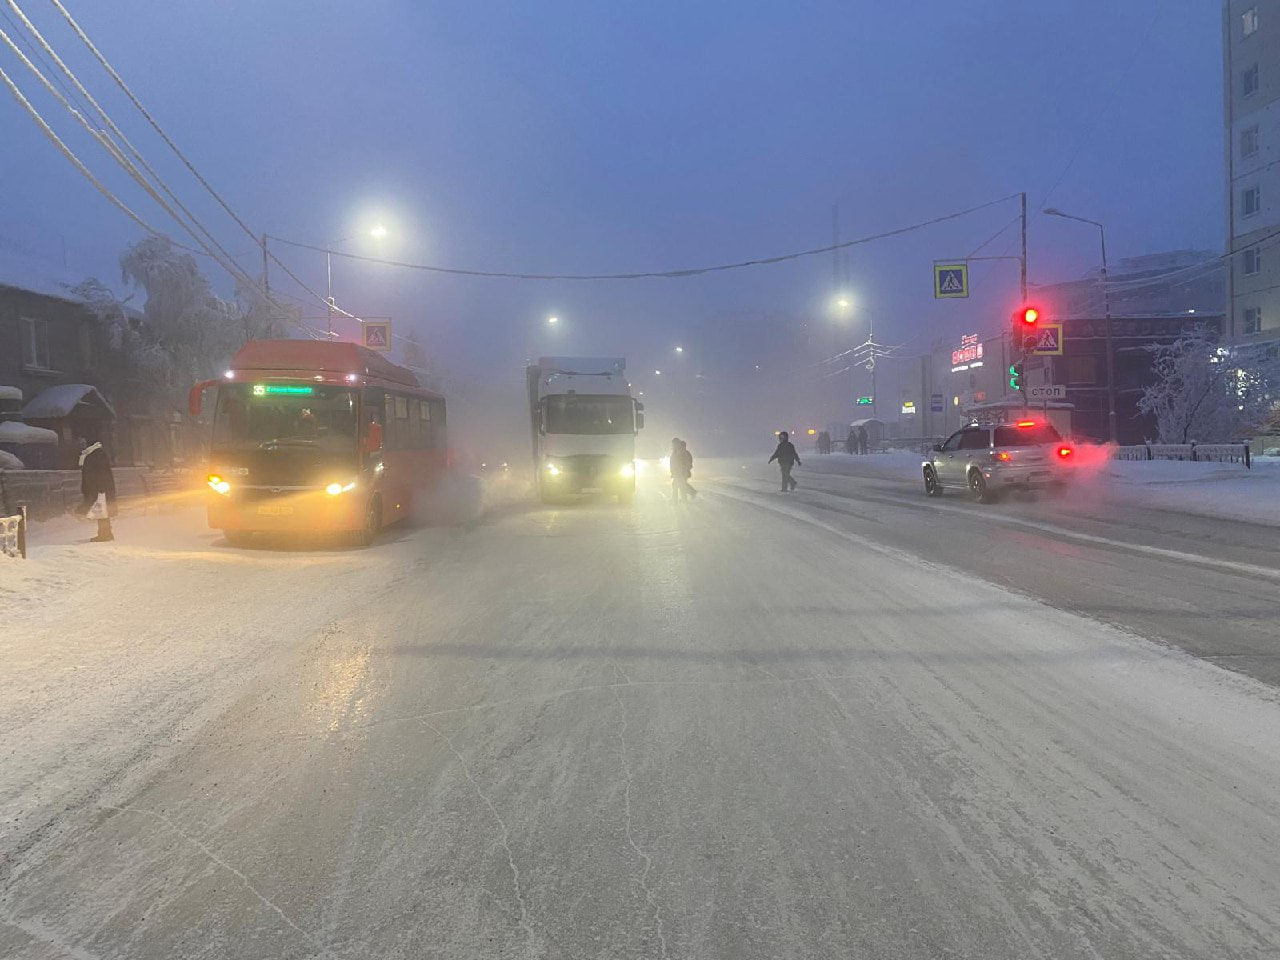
[207,475,231,495]
[325,481,357,496]
[619,462,635,478]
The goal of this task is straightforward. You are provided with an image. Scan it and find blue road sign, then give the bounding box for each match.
[930,393,944,412]
[934,262,969,299]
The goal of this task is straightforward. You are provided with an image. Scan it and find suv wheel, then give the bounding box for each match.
[923,466,941,497]
[968,470,991,503]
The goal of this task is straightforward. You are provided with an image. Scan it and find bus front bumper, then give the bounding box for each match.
[207,488,367,533]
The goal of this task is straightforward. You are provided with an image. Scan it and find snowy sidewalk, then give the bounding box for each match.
[0,508,415,854]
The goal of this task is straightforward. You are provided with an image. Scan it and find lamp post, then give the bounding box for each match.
[1043,208,1116,443]
[262,225,387,337]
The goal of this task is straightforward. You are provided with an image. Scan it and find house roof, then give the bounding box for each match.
[22,383,116,420]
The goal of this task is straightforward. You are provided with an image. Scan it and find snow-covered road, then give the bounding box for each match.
[3,476,1280,959]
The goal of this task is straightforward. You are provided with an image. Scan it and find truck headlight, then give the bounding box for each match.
[207,474,231,496]
[545,462,561,477]
[324,480,357,496]
[619,462,634,478]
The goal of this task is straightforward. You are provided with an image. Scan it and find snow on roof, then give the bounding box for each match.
[0,386,23,402]
[21,383,116,420]
[0,449,24,469]
[0,420,59,444]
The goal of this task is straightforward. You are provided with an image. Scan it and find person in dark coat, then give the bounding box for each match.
[857,425,870,455]
[78,437,116,542]
[768,431,801,491]
[844,430,856,455]
[669,438,697,501]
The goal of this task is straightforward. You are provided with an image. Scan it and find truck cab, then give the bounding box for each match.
[527,357,643,504]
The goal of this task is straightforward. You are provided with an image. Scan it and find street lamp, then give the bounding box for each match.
[547,315,559,325]
[674,345,683,354]
[1043,207,1116,444]
[324,225,390,336]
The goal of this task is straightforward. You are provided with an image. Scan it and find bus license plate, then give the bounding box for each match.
[257,504,294,516]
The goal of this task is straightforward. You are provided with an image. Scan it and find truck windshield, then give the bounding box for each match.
[544,395,634,435]
[212,384,358,451]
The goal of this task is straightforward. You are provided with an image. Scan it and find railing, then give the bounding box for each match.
[1113,442,1251,468]
[1,506,27,559]
[879,437,946,456]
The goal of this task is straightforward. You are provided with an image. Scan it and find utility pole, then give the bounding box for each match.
[261,234,270,299]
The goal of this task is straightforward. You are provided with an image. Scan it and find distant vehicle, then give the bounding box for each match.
[526,356,643,504]
[190,340,447,545]
[922,420,1073,502]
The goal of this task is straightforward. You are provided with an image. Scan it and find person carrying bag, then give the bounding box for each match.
[78,437,116,542]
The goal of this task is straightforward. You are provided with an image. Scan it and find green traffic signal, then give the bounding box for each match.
[1008,363,1022,391]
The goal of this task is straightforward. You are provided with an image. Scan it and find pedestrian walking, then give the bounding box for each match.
[844,430,856,455]
[857,425,870,455]
[670,438,697,501]
[78,435,116,542]
[768,431,801,491]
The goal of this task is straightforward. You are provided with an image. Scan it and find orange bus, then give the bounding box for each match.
[189,340,447,546]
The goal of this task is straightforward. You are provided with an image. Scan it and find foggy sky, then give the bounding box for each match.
[0,0,1224,451]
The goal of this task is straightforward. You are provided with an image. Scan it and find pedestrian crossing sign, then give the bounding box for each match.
[933,262,969,299]
[362,321,392,352]
[1029,323,1064,356]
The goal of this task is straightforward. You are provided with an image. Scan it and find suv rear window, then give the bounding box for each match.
[959,429,991,450]
[995,423,1062,447]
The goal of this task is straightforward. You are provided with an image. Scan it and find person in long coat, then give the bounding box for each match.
[79,437,116,542]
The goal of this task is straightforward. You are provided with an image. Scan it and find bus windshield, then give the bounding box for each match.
[543,395,634,435]
[212,384,358,451]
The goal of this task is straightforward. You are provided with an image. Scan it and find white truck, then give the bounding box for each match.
[526,357,644,504]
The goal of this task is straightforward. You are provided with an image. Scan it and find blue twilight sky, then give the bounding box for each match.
[0,0,1224,445]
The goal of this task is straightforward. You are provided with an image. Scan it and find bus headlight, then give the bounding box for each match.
[207,475,231,496]
[325,480,357,496]
[619,462,635,478]
[545,462,561,477]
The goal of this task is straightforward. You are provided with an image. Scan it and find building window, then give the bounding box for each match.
[1243,63,1259,97]
[1244,307,1263,335]
[1244,247,1262,276]
[1242,185,1261,217]
[1241,124,1259,158]
[79,321,97,370]
[1243,7,1259,36]
[21,317,51,369]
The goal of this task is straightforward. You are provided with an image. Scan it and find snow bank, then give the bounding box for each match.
[0,420,59,444]
[0,449,24,470]
[1084,457,1280,526]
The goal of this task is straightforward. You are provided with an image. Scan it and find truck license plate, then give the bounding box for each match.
[257,504,294,516]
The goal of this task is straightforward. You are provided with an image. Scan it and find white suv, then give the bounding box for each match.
[923,420,1074,502]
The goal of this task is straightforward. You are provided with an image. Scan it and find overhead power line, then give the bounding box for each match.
[46,0,264,250]
[0,15,257,290]
[268,194,1024,282]
[5,0,254,287]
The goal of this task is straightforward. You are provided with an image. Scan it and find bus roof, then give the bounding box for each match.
[230,340,422,390]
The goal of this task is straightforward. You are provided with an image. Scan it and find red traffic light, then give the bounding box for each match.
[1017,306,1040,326]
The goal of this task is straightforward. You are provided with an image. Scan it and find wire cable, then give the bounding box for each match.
[46,0,264,249]
[6,0,255,288]
[0,20,257,291]
[267,194,1023,282]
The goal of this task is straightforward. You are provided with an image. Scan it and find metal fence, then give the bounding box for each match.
[1,506,27,559]
[1113,442,1251,468]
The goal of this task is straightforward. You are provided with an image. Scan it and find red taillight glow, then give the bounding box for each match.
[1057,446,1073,459]
[997,451,1012,461]
[1016,420,1036,427]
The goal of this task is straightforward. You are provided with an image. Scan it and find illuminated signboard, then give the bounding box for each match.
[901,401,916,415]
[951,334,984,372]
[855,396,874,405]
[252,384,313,396]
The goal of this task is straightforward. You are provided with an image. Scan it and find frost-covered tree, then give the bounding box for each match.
[1137,330,1279,443]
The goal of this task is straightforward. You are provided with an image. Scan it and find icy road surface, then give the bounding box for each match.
[3,475,1280,959]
